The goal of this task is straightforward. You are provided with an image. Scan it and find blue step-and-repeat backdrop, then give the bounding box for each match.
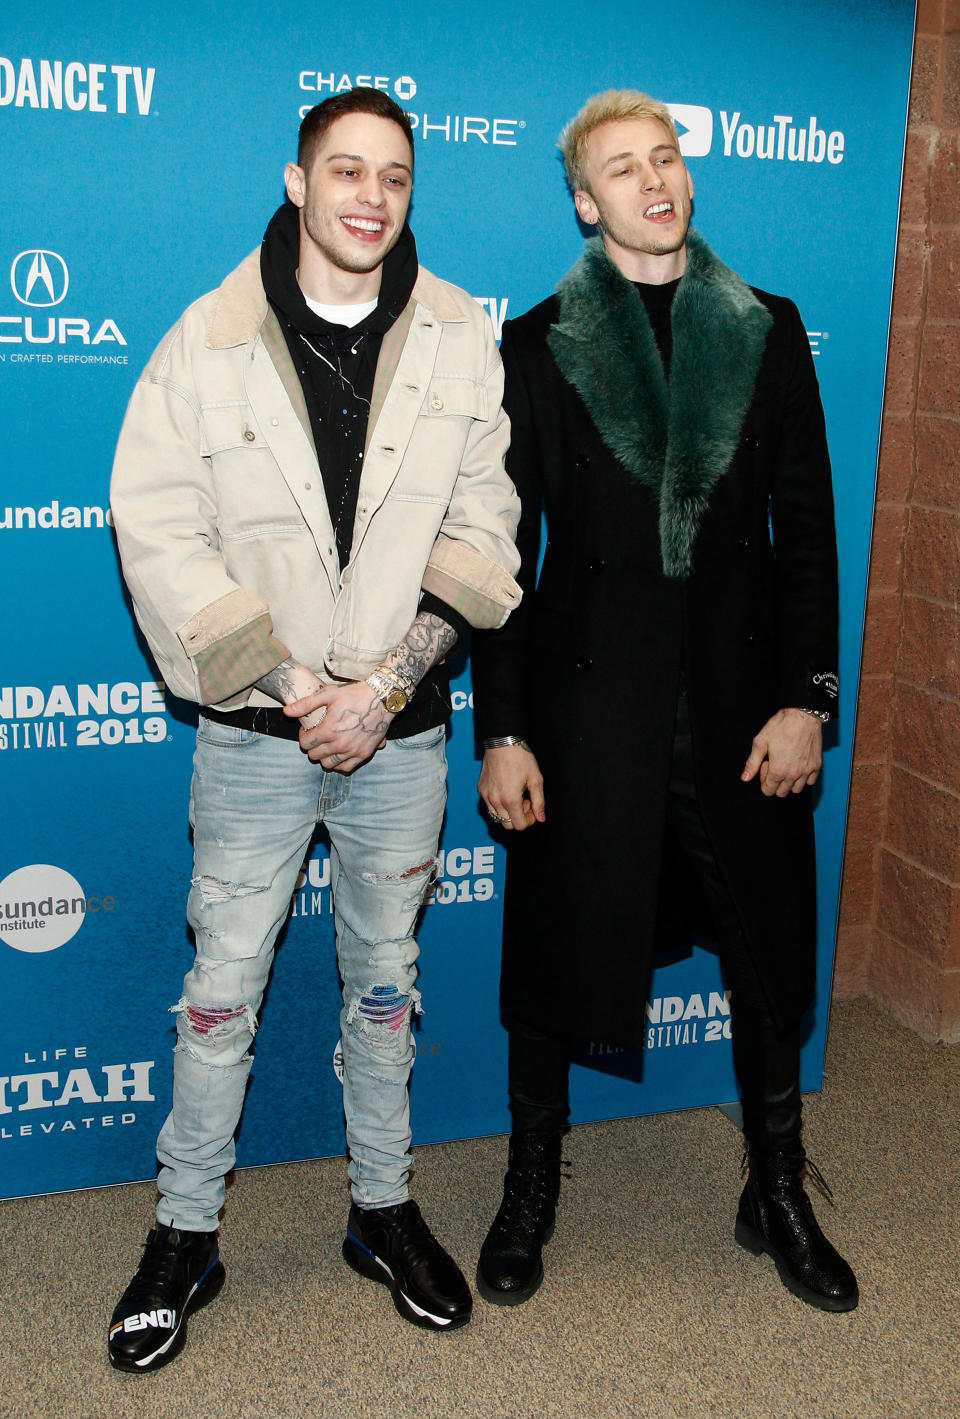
[1,1,915,1198]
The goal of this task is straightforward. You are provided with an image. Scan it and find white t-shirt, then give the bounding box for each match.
[303,294,378,328]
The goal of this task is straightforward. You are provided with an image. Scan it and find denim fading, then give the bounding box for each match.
[155,714,447,1232]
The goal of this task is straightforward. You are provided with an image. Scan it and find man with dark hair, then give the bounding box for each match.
[108,88,520,1368]
[296,86,415,172]
[471,88,858,1313]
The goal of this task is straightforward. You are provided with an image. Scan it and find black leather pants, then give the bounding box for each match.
[506,687,802,1147]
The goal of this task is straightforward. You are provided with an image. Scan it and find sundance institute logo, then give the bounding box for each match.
[0,864,89,952]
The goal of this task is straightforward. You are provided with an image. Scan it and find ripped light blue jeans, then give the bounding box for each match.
[155,714,447,1233]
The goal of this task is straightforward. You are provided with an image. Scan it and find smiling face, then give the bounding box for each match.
[284,110,413,302]
[574,117,694,282]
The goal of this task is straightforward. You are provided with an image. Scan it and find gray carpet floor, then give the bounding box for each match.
[2,997,957,1419]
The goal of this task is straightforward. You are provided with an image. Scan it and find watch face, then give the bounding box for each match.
[384,688,407,714]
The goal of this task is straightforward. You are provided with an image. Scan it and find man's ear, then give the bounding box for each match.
[574,188,599,227]
[284,161,306,209]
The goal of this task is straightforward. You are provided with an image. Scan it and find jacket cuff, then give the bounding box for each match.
[177,589,291,705]
[417,590,470,647]
[421,534,522,631]
[782,665,838,720]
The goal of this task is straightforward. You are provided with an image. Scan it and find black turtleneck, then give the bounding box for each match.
[633,275,681,374]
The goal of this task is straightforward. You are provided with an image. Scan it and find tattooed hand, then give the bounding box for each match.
[275,611,457,773]
[285,680,391,772]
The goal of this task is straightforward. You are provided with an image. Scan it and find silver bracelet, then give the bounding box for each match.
[791,707,831,722]
[482,736,531,750]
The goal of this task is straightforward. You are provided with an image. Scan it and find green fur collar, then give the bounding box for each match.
[546,231,772,577]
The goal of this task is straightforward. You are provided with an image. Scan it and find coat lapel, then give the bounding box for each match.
[547,233,772,577]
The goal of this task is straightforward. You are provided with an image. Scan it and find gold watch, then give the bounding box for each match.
[365,667,415,714]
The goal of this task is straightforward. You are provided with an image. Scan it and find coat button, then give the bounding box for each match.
[430,395,444,411]
[738,537,750,550]
[575,453,590,471]
[243,428,256,442]
[588,557,605,573]
[576,656,593,672]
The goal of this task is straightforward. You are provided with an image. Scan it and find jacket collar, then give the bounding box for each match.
[547,231,772,578]
[204,248,466,350]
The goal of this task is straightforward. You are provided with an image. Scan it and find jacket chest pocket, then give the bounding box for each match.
[200,403,262,455]
[199,404,303,536]
[418,375,488,421]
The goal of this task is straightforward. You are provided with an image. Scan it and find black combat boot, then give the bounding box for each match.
[733,1006,858,1311]
[476,1131,563,1305]
[735,1143,859,1311]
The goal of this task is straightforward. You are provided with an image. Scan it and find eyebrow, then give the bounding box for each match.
[324,151,413,177]
[600,143,678,169]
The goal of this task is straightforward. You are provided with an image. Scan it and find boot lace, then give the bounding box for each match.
[740,1149,836,1203]
[493,1156,569,1244]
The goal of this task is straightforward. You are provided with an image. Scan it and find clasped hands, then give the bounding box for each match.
[284,679,390,774]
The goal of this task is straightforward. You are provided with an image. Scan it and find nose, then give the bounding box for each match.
[641,165,663,191]
[357,174,386,208]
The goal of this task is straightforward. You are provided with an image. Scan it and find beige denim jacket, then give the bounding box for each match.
[110,249,522,708]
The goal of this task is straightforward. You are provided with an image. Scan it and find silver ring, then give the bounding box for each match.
[488,809,503,824]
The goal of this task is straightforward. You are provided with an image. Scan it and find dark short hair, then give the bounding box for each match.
[298,89,415,173]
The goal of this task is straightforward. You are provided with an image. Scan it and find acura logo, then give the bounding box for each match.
[11,249,69,307]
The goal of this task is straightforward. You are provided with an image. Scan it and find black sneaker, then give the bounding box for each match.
[343,1200,472,1331]
[108,1224,225,1372]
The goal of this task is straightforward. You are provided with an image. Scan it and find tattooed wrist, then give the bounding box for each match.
[383,612,457,688]
[256,658,322,706]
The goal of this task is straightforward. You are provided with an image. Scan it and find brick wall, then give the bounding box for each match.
[834,0,960,1042]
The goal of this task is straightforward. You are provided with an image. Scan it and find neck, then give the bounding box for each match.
[601,233,687,285]
[296,247,383,306]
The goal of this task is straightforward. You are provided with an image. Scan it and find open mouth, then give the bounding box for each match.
[341,216,386,240]
[644,201,675,223]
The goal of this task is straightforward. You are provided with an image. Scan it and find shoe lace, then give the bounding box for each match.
[125,1229,185,1303]
[494,1157,569,1242]
[740,1149,836,1203]
[383,1204,447,1269]
[802,1157,835,1203]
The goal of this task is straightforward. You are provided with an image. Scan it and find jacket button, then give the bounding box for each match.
[738,537,750,549]
[588,557,605,573]
[243,428,256,442]
[430,395,444,411]
[575,454,590,471]
[576,656,593,672]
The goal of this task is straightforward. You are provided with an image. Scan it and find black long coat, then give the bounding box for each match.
[471,235,838,1049]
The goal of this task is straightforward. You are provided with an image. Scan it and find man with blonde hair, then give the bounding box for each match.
[471,89,857,1313]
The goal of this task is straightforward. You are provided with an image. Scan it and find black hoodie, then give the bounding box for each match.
[260,201,465,736]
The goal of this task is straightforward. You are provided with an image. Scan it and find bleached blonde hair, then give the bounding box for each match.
[559,89,679,193]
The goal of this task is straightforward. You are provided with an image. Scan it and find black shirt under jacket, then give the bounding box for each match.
[260,201,467,738]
